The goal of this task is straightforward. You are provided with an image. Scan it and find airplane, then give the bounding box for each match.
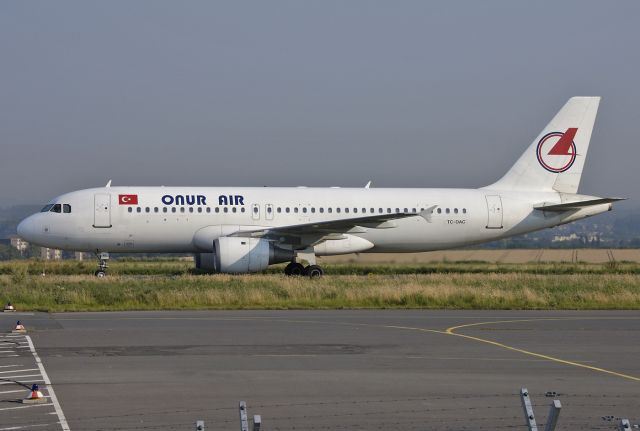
[17,97,624,277]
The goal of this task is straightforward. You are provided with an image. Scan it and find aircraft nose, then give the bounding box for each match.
[17,216,35,242]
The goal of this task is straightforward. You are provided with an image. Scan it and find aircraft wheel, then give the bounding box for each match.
[284,262,305,276]
[94,270,107,278]
[305,265,324,278]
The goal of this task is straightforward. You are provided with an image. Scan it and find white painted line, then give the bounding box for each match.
[0,403,53,411]
[0,423,54,430]
[0,365,23,368]
[0,351,17,353]
[0,368,38,374]
[0,379,43,385]
[0,389,27,395]
[0,374,43,379]
[0,355,19,358]
[26,336,70,431]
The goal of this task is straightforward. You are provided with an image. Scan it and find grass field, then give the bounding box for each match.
[0,258,639,311]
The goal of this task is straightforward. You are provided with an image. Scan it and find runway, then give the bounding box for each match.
[0,310,638,430]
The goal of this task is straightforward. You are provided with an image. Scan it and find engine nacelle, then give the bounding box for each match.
[215,237,270,273]
[194,237,294,273]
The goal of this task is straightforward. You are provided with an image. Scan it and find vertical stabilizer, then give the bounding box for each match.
[486,97,600,193]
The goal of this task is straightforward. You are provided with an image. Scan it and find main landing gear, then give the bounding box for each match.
[94,252,109,277]
[284,262,324,278]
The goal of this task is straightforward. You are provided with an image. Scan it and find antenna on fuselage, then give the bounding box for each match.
[105,180,112,188]
[364,181,372,189]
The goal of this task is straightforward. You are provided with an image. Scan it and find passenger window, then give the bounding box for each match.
[446,208,450,214]
[345,208,349,213]
[241,208,245,213]
[319,208,324,213]
[163,207,168,213]
[370,208,374,213]
[302,208,307,213]
[454,208,458,214]
[63,204,71,213]
[180,207,185,213]
[253,206,258,213]
[336,208,341,213]
[128,207,133,213]
[224,207,228,213]
[294,208,299,213]
[277,207,282,213]
[412,208,417,213]
[232,207,237,213]
[171,207,176,213]
[387,208,391,213]
[328,208,332,213]
[197,207,202,213]
[154,207,159,213]
[353,208,358,213]
[215,207,220,213]
[379,208,383,213]
[311,208,315,213]
[206,207,210,213]
[267,206,272,213]
[404,208,408,213]
[463,208,467,214]
[145,207,150,213]
[285,207,290,213]
[437,208,442,214]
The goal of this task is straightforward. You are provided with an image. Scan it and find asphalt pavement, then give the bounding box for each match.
[0,310,638,430]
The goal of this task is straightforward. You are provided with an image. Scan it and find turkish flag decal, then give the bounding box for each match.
[118,194,138,205]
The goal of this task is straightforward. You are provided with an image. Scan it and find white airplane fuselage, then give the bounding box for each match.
[18,186,610,254]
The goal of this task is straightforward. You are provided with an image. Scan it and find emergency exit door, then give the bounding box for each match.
[485,195,503,229]
[94,194,112,228]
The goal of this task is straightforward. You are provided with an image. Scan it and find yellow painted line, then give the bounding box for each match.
[445,319,640,382]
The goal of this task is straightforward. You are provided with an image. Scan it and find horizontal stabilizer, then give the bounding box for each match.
[534,197,625,212]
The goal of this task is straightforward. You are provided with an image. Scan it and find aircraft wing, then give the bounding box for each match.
[533,197,625,212]
[230,207,436,247]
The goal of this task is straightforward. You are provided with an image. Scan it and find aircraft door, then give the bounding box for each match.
[94,193,112,228]
[485,195,503,229]
[251,203,260,220]
[265,204,274,220]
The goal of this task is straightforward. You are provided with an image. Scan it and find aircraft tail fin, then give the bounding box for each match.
[486,97,600,193]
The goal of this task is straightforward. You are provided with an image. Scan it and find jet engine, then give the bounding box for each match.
[195,236,293,273]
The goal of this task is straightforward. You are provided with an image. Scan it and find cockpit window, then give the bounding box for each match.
[41,204,54,212]
[50,204,62,213]
[63,204,71,213]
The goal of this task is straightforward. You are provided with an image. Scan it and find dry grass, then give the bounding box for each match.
[0,267,638,311]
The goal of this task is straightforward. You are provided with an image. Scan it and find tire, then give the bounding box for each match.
[305,265,324,278]
[284,262,305,276]
[94,270,106,278]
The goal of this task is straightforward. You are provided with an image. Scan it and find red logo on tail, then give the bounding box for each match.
[536,128,578,173]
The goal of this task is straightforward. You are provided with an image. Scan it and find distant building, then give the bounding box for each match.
[40,247,62,260]
[552,233,579,242]
[10,237,29,252]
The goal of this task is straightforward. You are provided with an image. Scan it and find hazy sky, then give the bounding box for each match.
[1,1,639,207]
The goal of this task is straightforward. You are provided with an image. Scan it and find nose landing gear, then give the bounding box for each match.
[94,252,109,277]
